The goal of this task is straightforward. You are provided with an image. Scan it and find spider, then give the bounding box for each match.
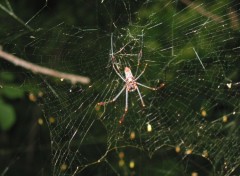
[98,34,161,124]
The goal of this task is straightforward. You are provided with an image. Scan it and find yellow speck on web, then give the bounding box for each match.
[29,92,37,102]
[185,149,193,155]
[119,152,124,159]
[38,118,44,125]
[147,123,152,132]
[222,115,228,123]
[60,163,67,171]
[49,117,55,124]
[201,110,207,117]
[130,131,135,140]
[191,172,198,176]
[38,91,43,97]
[202,150,208,158]
[129,160,135,169]
[119,159,125,167]
[175,146,181,153]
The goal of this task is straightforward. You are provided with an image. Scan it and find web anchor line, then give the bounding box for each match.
[193,47,206,71]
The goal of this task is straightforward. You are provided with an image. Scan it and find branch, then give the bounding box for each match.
[0,49,90,84]
[0,3,33,31]
[180,0,223,24]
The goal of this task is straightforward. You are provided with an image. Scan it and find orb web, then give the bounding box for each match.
[1,0,240,175]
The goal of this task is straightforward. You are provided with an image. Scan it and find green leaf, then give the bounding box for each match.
[0,101,16,131]
[0,71,15,81]
[1,87,24,99]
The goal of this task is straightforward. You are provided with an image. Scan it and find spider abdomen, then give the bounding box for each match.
[125,67,138,92]
[126,79,137,92]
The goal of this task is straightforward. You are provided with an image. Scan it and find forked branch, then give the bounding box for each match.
[0,49,90,84]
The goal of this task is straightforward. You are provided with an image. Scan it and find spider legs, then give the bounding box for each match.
[135,63,147,80]
[98,85,126,106]
[137,82,157,90]
[98,85,129,124]
[134,48,142,76]
[112,57,125,82]
[110,33,125,81]
[136,87,145,107]
[119,88,128,124]
[119,86,146,124]
[135,30,144,76]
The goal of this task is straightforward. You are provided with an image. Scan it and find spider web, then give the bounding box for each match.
[1,0,240,175]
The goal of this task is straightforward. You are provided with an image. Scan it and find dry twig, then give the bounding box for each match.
[0,49,90,84]
[181,0,223,23]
